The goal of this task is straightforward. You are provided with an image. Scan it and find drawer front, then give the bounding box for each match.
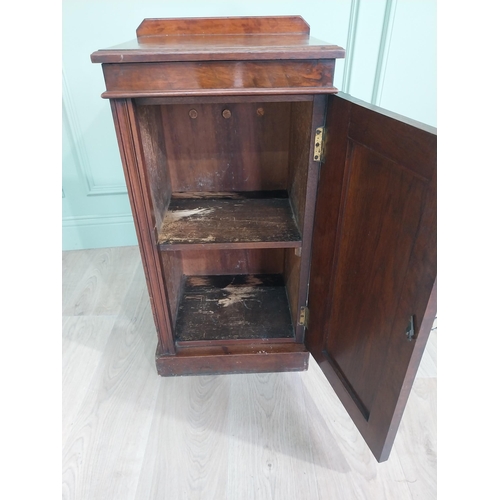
[102,60,335,98]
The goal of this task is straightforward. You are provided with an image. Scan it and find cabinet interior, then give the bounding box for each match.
[135,97,315,346]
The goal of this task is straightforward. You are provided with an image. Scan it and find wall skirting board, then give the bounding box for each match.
[63,214,137,251]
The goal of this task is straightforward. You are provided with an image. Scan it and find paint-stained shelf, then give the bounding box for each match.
[158,191,302,250]
[175,274,295,344]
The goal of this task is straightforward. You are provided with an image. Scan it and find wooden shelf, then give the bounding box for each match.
[175,274,295,344]
[158,192,301,250]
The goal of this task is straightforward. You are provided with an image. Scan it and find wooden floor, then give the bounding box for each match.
[62,246,437,500]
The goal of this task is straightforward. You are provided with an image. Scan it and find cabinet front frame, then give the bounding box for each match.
[109,92,331,365]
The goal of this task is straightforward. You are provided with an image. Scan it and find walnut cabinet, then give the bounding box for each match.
[91,16,437,462]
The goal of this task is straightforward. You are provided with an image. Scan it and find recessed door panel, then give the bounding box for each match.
[307,92,436,462]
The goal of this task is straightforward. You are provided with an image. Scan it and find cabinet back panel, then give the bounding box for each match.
[180,248,284,276]
[160,103,291,192]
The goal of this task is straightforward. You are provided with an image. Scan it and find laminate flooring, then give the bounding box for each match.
[62,246,437,500]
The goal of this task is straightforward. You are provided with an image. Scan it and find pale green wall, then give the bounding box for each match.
[62,0,436,250]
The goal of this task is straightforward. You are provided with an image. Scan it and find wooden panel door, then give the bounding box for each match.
[306,92,436,462]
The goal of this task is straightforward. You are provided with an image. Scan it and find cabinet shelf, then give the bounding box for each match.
[175,274,295,345]
[158,192,301,250]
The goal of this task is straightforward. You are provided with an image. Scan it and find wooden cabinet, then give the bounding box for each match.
[91,16,436,463]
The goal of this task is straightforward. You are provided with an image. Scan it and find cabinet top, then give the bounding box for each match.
[90,16,345,64]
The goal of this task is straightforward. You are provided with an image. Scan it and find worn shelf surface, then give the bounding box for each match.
[175,274,295,344]
[158,192,302,250]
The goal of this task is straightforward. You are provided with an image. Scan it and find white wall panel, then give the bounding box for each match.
[343,0,387,101]
[378,0,437,126]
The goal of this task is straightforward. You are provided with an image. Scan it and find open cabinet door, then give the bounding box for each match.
[306,92,436,462]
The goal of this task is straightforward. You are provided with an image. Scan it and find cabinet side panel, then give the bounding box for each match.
[110,99,175,354]
[135,104,172,231]
[284,249,300,336]
[288,101,313,230]
[285,101,313,336]
[160,250,184,328]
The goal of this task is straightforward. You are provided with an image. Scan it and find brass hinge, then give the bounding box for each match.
[313,126,325,163]
[299,306,309,328]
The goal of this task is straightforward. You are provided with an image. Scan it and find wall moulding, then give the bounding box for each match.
[371,0,398,106]
[62,68,128,197]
